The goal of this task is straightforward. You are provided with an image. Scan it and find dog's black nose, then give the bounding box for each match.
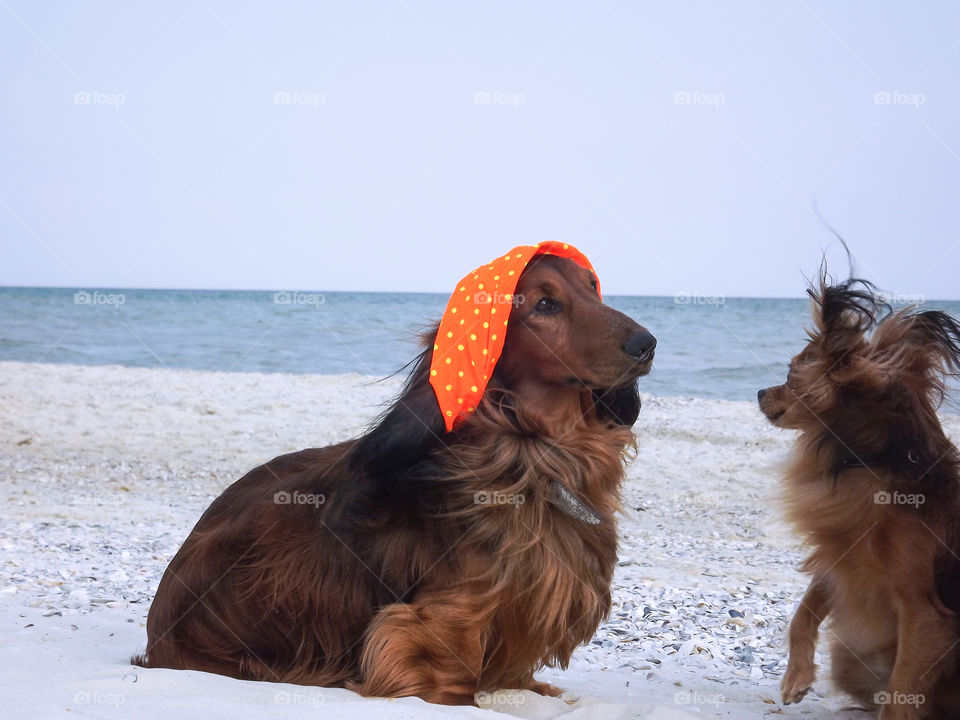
[757,388,767,401]
[624,330,657,359]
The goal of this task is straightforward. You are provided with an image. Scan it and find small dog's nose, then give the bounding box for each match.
[623,330,657,359]
[757,388,767,401]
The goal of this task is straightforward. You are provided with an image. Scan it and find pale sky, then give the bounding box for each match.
[2,1,959,298]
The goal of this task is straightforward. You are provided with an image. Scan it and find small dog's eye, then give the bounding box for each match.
[590,278,599,294]
[535,297,560,315]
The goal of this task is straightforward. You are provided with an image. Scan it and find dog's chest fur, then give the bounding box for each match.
[784,458,938,656]
[431,424,632,670]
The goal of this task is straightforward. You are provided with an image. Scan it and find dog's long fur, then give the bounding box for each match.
[134,254,655,704]
[758,274,960,719]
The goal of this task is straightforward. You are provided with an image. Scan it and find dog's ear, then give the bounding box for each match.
[593,381,641,427]
[351,341,446,478]
[883,310,960,409]
[911,311,960,374]
[809,276,880,359]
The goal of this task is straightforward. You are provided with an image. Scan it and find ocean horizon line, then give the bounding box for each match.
[3,284,957,303]
[3,288,958,404]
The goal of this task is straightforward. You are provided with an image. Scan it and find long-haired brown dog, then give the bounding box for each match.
[758,274,960,719]
[134,250,655,705]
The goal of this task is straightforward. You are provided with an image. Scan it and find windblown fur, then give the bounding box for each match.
[759,272,960,719]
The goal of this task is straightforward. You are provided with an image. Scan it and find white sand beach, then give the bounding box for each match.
[3,361,958,719]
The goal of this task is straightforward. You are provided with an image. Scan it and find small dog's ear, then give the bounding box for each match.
[912,311,960,374]
[593,382,641,427]
[351,343,446,478]
[809,277,880,358]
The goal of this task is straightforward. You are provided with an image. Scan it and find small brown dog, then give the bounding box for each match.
[758,275,960,719]
[134,245,656,704]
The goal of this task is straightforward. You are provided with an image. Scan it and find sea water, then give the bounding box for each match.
[1,287,958,405]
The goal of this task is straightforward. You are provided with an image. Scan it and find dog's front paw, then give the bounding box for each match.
[524,680,565,698]
[781,662,816,705]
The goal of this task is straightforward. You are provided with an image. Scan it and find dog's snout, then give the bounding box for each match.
[757,388,767,401]
[623,330,657,360]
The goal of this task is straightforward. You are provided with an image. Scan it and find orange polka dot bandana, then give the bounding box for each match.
[429,241,601,432]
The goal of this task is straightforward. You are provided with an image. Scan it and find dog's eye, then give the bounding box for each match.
[535,297,560,315]
[590,278,599,294]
